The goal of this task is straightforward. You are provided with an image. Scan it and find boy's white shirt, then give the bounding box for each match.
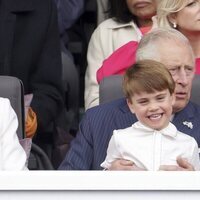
[0,98,27,170]
[101,121,200,171]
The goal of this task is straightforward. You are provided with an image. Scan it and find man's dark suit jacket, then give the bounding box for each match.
[0,0,64,135]
[59,98,200,170]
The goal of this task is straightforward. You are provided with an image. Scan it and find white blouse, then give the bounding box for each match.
[0,98,27,170]
[101,121,200,171]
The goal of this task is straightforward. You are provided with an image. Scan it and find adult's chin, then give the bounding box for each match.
[173,99,189,113]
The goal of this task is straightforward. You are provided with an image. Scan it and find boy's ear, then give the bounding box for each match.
[127,98,135,114]
[167,13,177,26]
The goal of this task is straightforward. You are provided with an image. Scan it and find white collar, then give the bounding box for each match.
[107,20,137,29]
[132,121,177,138]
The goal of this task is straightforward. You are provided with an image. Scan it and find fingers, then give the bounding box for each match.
[120,160,147,171]
[109,159,146,171]
[109,159,134,170]
[176,156,194,171]
[119,160,134,166]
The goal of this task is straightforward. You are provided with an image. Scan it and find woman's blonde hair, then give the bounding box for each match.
[156,0,188,28]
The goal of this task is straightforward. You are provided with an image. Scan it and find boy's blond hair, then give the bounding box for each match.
[123,59,175,101]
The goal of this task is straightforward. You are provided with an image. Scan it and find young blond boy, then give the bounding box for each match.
[101,60,200,171]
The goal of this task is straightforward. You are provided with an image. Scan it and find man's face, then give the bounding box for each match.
[158,40,195,113]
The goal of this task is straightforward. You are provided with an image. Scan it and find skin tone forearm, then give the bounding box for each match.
[108,159,146,171]
[159,157,194,171]
[109,157,194,171]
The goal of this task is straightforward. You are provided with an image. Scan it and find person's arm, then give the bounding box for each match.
[108,159,146,171]
[159,157,195,171]
[54,0,85,34]
[85,26,106,109]
[1,99,27,170]
[190,142,200,171]
[159,140,199,171]
[30,0,64,134]
[109,157,194,171]
[101,132,121,169]
[58,112,95,170]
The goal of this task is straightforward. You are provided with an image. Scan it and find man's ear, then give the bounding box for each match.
[167,13,177,26]
[171,93,176,106]
[127,98,135,114]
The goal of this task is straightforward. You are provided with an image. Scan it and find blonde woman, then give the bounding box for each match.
[156,0,200,74]
[85,0,156,109]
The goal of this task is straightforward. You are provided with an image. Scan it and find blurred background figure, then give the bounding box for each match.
[156,0,200,74]
[52,0,85,168]
[54,0,85,54]
[0,0,65,168]
[84,0,156,109]
[97,0,109,24]
[0,98,27,170]
[96,0,200,88]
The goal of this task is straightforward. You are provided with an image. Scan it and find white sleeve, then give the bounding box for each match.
[190,139,200,171]
[0,98,27,170]
[84,25,106,110]
[100,130,122,169]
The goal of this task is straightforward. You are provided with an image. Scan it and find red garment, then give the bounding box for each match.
[195,58,200,74]
[97,41,138,83]
[96,26,150,83]
[140,26,151,35]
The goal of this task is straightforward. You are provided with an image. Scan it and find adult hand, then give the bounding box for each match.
[159,156,195,171]
[108,159,146,171]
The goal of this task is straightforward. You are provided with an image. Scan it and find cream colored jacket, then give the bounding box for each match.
[0,98,27,170]
[84,18,142,110]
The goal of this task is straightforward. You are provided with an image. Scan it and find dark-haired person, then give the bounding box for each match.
[84,0,156,109]
[97,0,200,85]
[0,0,64,141]
[55,0,85,53]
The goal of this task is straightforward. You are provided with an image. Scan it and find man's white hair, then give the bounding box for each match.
[136,28,194,62]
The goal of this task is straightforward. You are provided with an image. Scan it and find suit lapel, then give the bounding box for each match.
[172,102,195,135]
